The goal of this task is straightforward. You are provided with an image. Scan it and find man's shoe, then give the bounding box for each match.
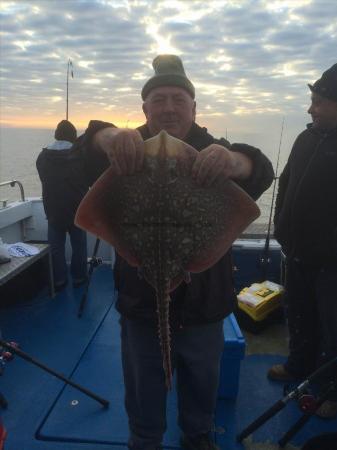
[315,400,337,419]
[267,364,295,382]
[180,433,219,450]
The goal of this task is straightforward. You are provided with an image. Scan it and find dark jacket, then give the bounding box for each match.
[76,120,274,327]
[36,145,88,229]
[274,124,337,266]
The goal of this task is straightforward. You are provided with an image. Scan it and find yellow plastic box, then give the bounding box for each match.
[237,280,284,322]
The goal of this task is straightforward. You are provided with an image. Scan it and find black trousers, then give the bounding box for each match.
[284,258,337,388]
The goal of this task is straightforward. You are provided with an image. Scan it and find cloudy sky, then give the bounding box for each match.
[1,0,336,160]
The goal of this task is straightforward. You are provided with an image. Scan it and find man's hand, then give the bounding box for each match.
[191,144,253,186]
[93,127,144,175]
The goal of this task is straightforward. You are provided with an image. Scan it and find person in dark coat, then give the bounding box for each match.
[36,120,88,291]
[301,432,337,450]
[268,63,337,419]
[73,55,274,450]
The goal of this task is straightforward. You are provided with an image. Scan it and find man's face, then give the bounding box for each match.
[308,92,337,131]
[142,86,196,139]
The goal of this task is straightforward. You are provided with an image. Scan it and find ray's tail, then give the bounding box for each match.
[156,279,172,390]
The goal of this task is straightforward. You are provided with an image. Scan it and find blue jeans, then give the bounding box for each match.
[48,223,87,286]
[120,316,224,450]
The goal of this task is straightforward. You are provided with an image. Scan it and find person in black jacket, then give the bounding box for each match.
[267,63,337,419]
[301,432,337,450]
[74,55,274,450]
[36,120,88,291]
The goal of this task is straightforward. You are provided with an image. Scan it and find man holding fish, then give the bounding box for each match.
[74,55,274,450]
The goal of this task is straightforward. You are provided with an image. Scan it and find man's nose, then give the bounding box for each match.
[162,98,175,111]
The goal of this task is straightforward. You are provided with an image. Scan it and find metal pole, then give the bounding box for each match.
[66,59,69,120]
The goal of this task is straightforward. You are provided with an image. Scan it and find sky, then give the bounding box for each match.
[0,0,336,161]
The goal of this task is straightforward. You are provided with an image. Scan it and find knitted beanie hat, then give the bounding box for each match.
[308,63,337,102]
[141,55,195,100]
[54,120,77,143]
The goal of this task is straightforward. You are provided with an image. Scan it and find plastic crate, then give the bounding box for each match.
[237,280,284,322]
[218,313,246,399]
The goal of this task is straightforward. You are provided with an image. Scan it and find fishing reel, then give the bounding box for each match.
[298,393,319,414]
[0,341,18,375]
[237,357,337,448]
[0,341,18,409]
[284,381,334,415]
[282,383,317,414]
[87,255,102,269]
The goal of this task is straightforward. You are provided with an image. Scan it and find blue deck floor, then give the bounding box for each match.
[1,264,336,450]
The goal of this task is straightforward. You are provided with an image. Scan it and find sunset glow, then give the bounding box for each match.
[0,0,335,143]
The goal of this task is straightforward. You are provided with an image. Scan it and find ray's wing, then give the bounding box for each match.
[75,130,260,280]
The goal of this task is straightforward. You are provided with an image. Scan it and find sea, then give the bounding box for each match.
[0,127,283,225]
[0,127,85,201]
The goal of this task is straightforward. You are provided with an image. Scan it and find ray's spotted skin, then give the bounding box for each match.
[75,130,260,388]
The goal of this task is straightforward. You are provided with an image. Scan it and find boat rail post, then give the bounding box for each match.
[0,180,27,239]
[0,180,26,202]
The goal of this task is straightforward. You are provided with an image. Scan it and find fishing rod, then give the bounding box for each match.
[237,356,337,446]
[78,237,102,318]
[260,117,285,280]
[0,339,109,408]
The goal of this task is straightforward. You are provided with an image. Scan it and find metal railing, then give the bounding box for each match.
[0,180,26,203]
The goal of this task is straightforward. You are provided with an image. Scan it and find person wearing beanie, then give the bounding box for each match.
[36,120,88,291]
[267,63,337,419]
[72,55,274,450]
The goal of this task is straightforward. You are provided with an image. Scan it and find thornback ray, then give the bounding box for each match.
[75,130,260,389]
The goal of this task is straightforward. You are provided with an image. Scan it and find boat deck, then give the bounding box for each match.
[1,264,337,450]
